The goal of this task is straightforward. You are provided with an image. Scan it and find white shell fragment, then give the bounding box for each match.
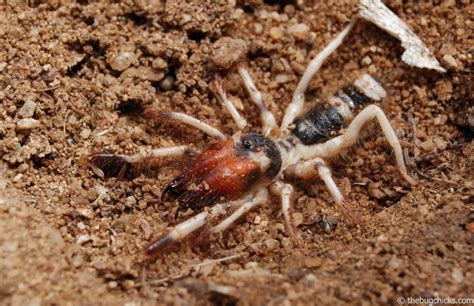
[359,0,446,72]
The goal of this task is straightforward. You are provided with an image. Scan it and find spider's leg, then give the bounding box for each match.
[211,188,269,233]
[280,23,353,132]
[210,76,248,130]
[296,105,417,185]
[269,181,296,238]
[144,109,227,141]
[287,158,361,225]
[88,145,196,178]
[238,67,277,136]
[146,194,254,256]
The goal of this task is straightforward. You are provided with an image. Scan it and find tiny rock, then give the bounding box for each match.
[433,114,448,126]
[210,37,248,69]
[109,52,136,71]
[80,128,91,139]
[152,57,168,69]
[304,257,322,269]
[361,55,372,66]
[76,234,92,245]
[18,98,37,118]
[0,177,6,190]
[121,67,165,82]
[263,238,279,251]
[452,268,463,283]
[76,208,94,219]
[420,139,436,152]
[442,54,459,69]
[287,23,309,40]
[159,75,174,91]
[16,118,42,130]
[269,27,283,40]
[293,212,303,227]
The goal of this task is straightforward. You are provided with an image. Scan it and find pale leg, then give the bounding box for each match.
[269,181,296,238]
[280,23,354,132]
[146,194,254,256]
[144,108,227,141]
[211,188,269,233]
[286,158,361,225]
[210,76,248,130]
[295,105,417,185]
[89,145,197,178]
[238,67,277,136]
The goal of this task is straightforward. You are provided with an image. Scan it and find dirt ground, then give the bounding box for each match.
[0,1,473,305]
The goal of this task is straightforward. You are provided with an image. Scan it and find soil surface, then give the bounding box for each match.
[1,1,472,305]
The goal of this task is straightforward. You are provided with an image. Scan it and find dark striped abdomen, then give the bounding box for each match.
[291,74,386,145]
[292,108,344,145]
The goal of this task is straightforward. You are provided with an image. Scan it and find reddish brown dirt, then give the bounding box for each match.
[0,1,472,305]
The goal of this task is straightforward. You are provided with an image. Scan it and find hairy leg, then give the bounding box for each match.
[211,188,269,233]
[269,181,296,238]
[89,145,196,178]
[295,104,417,185]
[238,67,277,136]
[210,76,248,130]
[280,23,354,132]
[146,193,254,256]
[286,158,361,225]
[144,108,227,141]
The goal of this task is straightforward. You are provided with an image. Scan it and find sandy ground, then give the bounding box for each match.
[0,1,473,305]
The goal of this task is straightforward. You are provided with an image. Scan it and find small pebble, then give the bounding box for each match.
[109,52,136,71]
[361,55,372,66]
[302,273,317,284]
[420,139,436,152]
[433,114,448,126]
[263,238,279,251]
[76,234,92,245]
[269,27,283,40]
[125,196,137,207]
[245,262,258,269]
[152,57,167,69]
[18,98,37,118]
[254,23,263,34]
[275,74,289,84]
[304,257,322,268]
[452,268,463,283]
[180,13,192,25]
[16,118,41,130]
[76,208,94,219]
[433,137,447,150]
[287,23,309,40]
[388,256,402,269]
[108,281,118,289]
[121,67,164,82]
[442,54,459,69]
[80,128,91,139]
[72,254,83,268]
[0,177,7,190]
[159,75,174,91]
[210,37,248,69]
[293,212,303,227]
[254,215,261,225]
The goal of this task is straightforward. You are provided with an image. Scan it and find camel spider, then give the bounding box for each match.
[89,23,416,256]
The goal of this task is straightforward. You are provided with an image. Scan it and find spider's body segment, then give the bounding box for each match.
[88,24,416,257]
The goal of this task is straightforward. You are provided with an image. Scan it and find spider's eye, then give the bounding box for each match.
[242,139,253,149]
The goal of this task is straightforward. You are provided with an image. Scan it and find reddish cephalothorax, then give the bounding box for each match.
[87,25,416,257]
[164,133,282,215]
